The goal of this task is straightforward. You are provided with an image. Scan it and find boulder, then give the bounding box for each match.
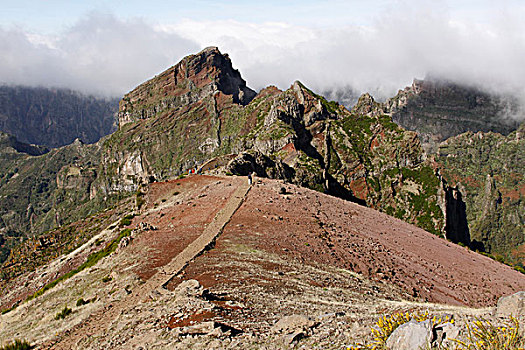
[271,315,317,334]
[495,291,525,318]
[174,279,205,298]
[434,322,460,348]
[386,319,432,350]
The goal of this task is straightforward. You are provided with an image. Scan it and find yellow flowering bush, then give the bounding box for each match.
[452,316,524,350]
[349,311,453,350]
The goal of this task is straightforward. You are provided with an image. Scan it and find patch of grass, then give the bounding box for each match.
[119,213,135,227]
[1,305,16,315]
[0,339,31,350]
[76,298,89,307]
[27,229,132,301]
[135,191,145,209]
[55,305,72,320]
[102,276,112,283]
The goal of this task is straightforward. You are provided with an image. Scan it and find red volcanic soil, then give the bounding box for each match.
[128,175,243,281]
[157,176,524,308]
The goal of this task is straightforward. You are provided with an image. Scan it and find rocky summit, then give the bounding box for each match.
[0,47,524,349]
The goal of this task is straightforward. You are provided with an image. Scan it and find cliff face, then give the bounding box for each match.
[435,123,525,264]
[385,79,520,153]
[0,85,118,148]
[118,46,256,127]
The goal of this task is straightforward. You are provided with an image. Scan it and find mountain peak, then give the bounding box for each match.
[118,47,256,127]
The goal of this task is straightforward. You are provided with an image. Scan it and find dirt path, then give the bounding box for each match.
[45,179,251,349]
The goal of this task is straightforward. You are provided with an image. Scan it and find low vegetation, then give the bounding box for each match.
[350,311,453,349]
[453,316,523,350]
[0,339,31,350]
[54,305,72,320]
[25,229,132,302]
[350,312,523,350]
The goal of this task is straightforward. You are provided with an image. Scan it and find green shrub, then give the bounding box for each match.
[0,339,31,350]
[514,265,525,274]
[55,305,72,320]
[135,192,145,209]
[76,298,88,307]
[102,276,112,283]
[119,214,134,227]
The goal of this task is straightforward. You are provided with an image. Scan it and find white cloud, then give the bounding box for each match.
[1,3,525,120]
[0,13,199,96]
[161,3,525,113]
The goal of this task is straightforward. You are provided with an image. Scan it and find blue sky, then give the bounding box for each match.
[1,0,525,105]
[3,0,519,33]
[2,0,392,32]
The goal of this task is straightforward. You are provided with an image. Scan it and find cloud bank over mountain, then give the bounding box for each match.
[0,13,198,96]
[1,2,524,116]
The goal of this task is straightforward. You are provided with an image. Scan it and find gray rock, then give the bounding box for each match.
[284,330,305,344]
[386,319,432,350]
[434,322,460,347]
[271,315,317,334]
[496,291,525,318]
[117,236,132,252]
[174,279,205,298]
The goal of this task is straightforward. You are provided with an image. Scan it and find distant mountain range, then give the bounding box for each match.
[0,85,118,148]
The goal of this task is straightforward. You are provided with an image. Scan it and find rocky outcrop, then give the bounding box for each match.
[0,85,118,148]
[496,291,525,319]
[118,47,256,127]
[385,79,520,153]
[0,132,48,156]
[226,151,294,182]
[442,181,470,246]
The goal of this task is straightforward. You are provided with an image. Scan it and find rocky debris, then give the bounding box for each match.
[117,236,132,252]
[271,314,318,334]
[386,319,432,350]
[174,279,206,298]
[132,222,158,237]
[496,291,525,319]
[175,321,242,337]
[271,315,319,343]
[138,222,158,231]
